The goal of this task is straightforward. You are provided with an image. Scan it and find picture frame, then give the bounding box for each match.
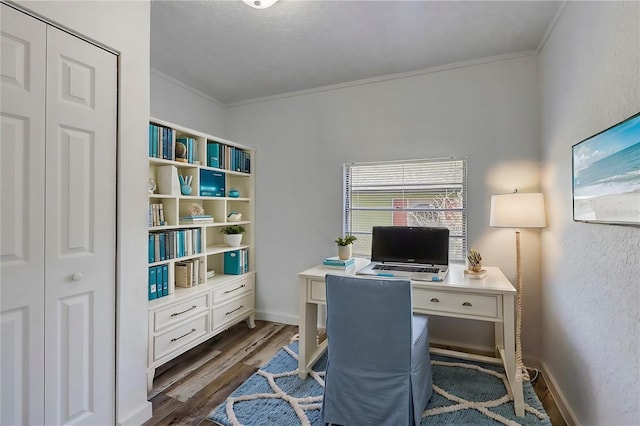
[572,112,640,226]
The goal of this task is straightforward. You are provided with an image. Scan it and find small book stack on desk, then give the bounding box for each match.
[323,256,356,270]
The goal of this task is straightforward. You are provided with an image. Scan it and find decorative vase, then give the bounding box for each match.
[227,211,242,222]
[470,264,483,273]
[224,234,243,247]
[337,244,352,260]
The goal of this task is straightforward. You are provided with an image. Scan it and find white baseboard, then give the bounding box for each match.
[255,309,298,326]
[540,361,577,426]
[117,400,153,426]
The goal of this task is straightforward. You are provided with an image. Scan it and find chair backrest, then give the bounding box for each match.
[325,275,413,372]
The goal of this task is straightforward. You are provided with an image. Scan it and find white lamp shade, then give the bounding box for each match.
[490,192,546,228]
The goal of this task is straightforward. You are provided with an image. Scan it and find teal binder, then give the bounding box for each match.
[162,265,169,296]
[207,142,220,168]
[224,250,242,275]
[148,267,157,300]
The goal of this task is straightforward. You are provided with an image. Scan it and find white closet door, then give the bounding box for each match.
[44,26,117,425]
[0,5,47,425]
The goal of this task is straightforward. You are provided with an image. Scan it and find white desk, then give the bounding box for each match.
[298,259,524,417]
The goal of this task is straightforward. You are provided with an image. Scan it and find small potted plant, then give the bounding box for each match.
[335,235,357,260]
[221,225,246,247]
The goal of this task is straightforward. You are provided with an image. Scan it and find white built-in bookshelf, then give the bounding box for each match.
[146,117,256,390]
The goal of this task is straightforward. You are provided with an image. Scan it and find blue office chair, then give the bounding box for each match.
[321,275,433,426]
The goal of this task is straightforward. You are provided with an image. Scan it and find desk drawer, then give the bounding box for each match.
[153,293,209,332]
[309,280,326,303]
[153,313,209,361]
[413,288,500,320]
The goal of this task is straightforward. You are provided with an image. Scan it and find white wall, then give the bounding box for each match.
[13,1,152,424]
[151,70,227,136]
[219,55,545,359]
[539,2,639,424]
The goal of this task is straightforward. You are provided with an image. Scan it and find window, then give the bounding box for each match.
[343,158,467,261]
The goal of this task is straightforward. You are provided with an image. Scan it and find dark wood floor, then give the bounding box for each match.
[144,320,566,426]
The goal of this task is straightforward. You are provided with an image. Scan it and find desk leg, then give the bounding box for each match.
[503,293,525,416]
[298,278,318,379]
[494,322,504,358]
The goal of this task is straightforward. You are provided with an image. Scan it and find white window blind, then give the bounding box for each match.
[343,158,467,261]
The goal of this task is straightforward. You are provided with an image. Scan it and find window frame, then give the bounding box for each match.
[342,157,468,262]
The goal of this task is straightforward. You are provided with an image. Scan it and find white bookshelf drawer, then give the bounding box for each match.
[213,275,254,304]
[153,293,209,332]
[153,313,209,361]
[212,293,254,330]
[413,288,500,320]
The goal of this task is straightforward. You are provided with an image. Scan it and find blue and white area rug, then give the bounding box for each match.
[208,342,550,426]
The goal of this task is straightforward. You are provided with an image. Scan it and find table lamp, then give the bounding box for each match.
[490,190,546,382]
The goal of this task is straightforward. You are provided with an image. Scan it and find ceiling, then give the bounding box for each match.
[150,0,563,105]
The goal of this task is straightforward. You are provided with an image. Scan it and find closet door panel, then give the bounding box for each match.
[0,5,46,425]
[44,26,117,425]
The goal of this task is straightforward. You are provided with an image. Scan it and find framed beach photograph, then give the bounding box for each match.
[572,112,640,226]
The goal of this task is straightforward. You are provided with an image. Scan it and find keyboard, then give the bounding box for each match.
[373,264,440,274]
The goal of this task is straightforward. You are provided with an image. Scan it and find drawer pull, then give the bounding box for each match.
[430,298,440,303]
[170,328,196,342]
[170,305,197,317]
[226,305,244,316]
[224,284,246,294]
[462,302,472,307]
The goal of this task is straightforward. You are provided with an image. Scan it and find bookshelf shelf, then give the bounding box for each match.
[146,117,256,391]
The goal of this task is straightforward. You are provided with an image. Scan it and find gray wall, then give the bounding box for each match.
[223,55,544,358]
[151,70,227,136]
[539,2,639,424]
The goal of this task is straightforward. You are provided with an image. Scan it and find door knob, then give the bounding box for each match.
[72,272,83,282]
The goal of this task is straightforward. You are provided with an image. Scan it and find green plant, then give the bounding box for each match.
[335,235,357,246]
[221,225,246,234]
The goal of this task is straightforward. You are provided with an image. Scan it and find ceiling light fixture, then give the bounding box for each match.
[242,0,279,9]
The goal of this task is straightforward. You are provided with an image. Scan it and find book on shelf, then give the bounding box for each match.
[206,140,251,173]
[175,259,202,288]
[207,141,220,169]
[148,266,157,300]
[149,203,166,227]
[224,249,248,275]
[179,215,213,224]
[176,137,198,164]
[161,264,169,296]
[149,229,201,262]
[149,123,176,161]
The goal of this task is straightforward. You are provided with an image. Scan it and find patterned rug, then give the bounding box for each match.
[208,341,550,426]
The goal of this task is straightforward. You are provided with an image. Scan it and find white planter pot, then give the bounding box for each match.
[224,233,243,247]
[337,244,352,260]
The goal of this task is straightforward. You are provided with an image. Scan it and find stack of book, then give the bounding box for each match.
[175,259,202,288]
[323,256,356,270]
[179,215,213,224]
